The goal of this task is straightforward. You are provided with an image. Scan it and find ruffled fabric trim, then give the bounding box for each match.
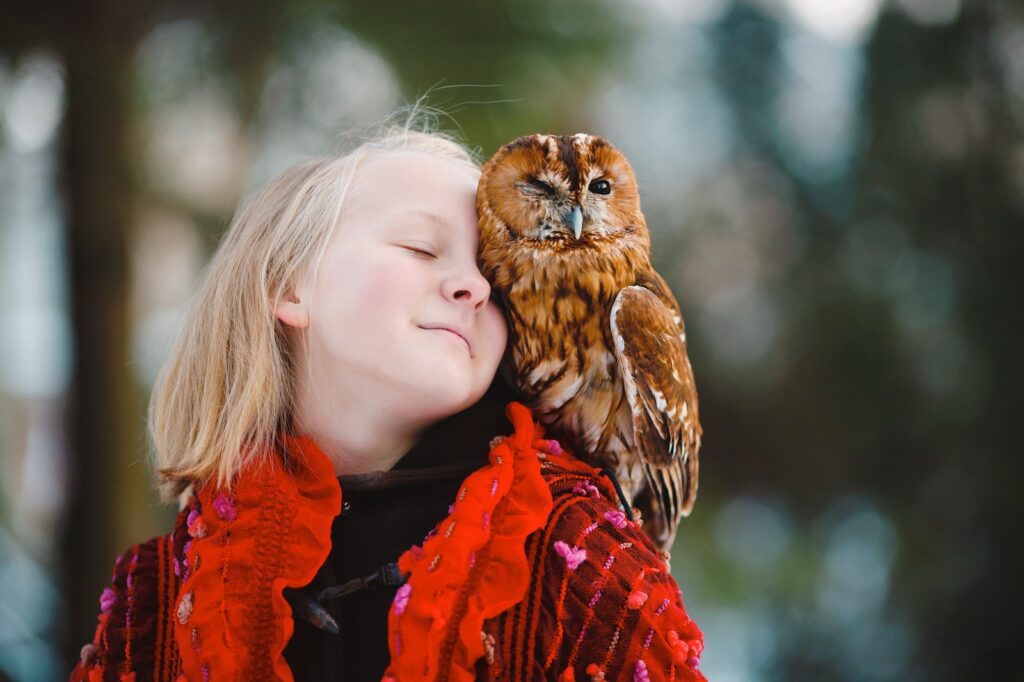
[383,402,557,682]
[174,434,341,682]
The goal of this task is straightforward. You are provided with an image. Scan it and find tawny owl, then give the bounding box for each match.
[476,133,702,551]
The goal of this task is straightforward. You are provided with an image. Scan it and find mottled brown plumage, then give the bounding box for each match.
[476,133,702,550]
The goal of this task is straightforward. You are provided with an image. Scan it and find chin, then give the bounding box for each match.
[403,370,485,421]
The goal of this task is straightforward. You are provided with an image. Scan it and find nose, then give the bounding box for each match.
[443,265,492,311]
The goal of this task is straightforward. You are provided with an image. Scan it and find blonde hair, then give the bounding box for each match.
[149,116,480,501]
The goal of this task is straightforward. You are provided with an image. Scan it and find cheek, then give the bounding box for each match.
[314,253,418,345]
[479,303,509,368]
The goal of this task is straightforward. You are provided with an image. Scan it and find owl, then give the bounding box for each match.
[476,133,702,551]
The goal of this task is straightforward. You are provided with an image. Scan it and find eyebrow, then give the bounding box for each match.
[409,210,448,228]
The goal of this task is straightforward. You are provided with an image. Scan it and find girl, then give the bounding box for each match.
[71,121,706,681]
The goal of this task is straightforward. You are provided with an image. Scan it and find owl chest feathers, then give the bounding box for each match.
[501,254,641,460]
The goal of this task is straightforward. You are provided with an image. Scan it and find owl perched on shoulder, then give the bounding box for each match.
[476,133,702,551]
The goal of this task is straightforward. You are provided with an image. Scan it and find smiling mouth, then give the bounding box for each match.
[419,325,473,356]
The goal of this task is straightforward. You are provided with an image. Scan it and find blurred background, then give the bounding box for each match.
[1,0,1022,679]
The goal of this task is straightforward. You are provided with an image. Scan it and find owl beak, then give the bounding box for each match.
[567,205,583,240]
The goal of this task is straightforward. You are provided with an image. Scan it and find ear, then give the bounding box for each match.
[274,286,310,329]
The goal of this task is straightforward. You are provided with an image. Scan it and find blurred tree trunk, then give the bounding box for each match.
[58,0,146,663]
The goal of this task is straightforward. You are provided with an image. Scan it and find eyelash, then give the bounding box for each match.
[402,245,437,259]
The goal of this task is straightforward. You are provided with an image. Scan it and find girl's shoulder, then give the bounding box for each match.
[484,446,708,681]
[71,511,185,680]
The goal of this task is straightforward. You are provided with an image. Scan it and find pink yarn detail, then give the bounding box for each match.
[544,439,564,455]
[212,494,237,522]
[603,510,628,529]
[393,584,411,616]
[572,481,601,499]
[177,591,194,625]
[553,541,587,570]
[627,590,649,610]
[100,587,116,613]
[633,659,650,682]
[187,515,207,539]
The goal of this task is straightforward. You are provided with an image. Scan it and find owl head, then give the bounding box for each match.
[476,133,650,259]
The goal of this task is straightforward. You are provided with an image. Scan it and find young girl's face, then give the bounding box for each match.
[282,150,508,429]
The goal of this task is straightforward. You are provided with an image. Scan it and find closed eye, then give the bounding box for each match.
[402,245,437,259]
[520,178,556,195]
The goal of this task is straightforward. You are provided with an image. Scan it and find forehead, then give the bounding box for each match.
[326,150,480,253]
[343,150,479,223]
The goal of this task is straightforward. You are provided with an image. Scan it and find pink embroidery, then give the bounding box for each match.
[177,591,194,625]
[633,659,650,682]
[100,587,116,613]
[79,643,98,666]
[572,481,601,499]
[603,510,628,529]
[545,439,564,455]
[667,629,702,668]
[187,515,207,539]
[212,494,236,522]
[553,541,587,570]
[393,584,411,616]
[481,630,497,664]
[627,590,649,610]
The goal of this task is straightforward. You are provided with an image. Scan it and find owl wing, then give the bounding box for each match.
[610,285,701,543]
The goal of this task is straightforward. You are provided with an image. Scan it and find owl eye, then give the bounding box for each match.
[589,179,612,195]
[526,178,555,194]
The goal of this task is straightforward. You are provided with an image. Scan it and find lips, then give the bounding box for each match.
[419,324,474,356]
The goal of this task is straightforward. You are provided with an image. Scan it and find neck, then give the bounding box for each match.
[292,380,425,477]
